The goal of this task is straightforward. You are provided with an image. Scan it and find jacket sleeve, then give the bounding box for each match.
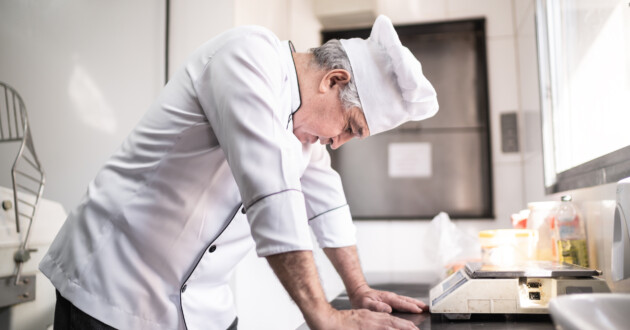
[192,32,312,257]
[301,144,357,248]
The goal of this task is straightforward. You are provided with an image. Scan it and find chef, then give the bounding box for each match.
[40,15,438,330]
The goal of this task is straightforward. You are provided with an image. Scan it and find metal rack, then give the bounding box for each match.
[0,81,45,290]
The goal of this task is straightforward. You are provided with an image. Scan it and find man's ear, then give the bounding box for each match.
[320,69,351,92]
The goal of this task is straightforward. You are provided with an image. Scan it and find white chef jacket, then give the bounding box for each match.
[40,25,356,330]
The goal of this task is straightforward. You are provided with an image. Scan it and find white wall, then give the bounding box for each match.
[0,1,165,330]
[0,0,166,209]
[168,0,235,78]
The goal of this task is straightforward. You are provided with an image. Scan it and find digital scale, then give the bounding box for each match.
[429,261,610,319]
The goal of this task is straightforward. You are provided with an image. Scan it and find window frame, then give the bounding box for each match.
[535,0,630,194]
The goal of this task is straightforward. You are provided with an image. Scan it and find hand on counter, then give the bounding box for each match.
[267,250,419,330]
[349,283,429,314]
[325,308,420,330]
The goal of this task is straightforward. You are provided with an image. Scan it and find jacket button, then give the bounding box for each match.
[241,207,246,214]
[181,284,187,293]
[208,245,217,253]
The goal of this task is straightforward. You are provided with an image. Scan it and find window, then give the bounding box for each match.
[536,0,630,193]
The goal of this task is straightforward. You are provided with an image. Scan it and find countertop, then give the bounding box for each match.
[297,277,555,330]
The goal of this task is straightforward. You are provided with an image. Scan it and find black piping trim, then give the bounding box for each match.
[286,40,303,129]
[243,188,302,213]
[164,0,170,84]
[180,202,242,329]
[308,204,348,221]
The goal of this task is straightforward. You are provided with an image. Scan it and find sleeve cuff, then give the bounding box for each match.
[309,204,356,248]
[247,190,314,257]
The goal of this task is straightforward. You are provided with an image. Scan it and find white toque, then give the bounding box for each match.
[340,15,439,136]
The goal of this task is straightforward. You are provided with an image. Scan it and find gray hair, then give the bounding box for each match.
[310,40,362,111]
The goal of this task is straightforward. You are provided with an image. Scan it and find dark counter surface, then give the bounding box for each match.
[298,280,555,329]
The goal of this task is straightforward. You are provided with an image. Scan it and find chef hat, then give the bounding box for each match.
[340,15,439,136]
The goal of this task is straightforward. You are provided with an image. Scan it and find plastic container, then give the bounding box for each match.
[527,201,560,261]
[550,195,589,267]
[479,229,538,265]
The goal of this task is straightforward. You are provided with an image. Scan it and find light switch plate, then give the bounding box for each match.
[612,177,630,281]
[500,112,519,153]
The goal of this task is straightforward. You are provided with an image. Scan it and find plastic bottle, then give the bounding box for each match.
[527,201,559,261]
[551,195,589,267]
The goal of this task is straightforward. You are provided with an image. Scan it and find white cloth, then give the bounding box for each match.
[40,26,356,330]
[340,15,439,135]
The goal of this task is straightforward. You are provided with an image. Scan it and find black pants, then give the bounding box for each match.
[54,290,239,329]
[54,290,116,330]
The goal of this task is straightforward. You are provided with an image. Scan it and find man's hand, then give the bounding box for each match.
[327,309,419,330]
[266,250,419,329]
[323,245,429,315]
[348,284,428,314]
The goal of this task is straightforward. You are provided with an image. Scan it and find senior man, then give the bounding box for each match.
[40,15,438,330]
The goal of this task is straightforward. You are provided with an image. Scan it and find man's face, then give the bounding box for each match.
[292,67,370,149]
[292,98,369,150]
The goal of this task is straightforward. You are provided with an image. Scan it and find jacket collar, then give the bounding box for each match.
[282,40,302,119]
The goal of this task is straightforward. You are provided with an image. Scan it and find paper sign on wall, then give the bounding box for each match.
[388,142,432,178]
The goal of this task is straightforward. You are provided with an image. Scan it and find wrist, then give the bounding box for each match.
[348,282,369,299]
[303,300,336,330]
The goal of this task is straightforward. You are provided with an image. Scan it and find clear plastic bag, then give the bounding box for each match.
[422,212,481,278]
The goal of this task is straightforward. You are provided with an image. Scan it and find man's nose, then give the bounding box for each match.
[330,133,352,150]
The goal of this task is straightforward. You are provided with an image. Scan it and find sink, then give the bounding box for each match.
[549,293,630,330]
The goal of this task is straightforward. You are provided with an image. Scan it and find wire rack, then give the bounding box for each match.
[0,82,45,285]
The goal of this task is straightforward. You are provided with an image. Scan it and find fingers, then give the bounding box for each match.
[356,309,419,330]
[365,300,393,313]
[391,299,422,313]
[398,295,429,312]
[386,292,431,314]
[354,289,429,315]
[400,295,428,308]
[388,314,419,330]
